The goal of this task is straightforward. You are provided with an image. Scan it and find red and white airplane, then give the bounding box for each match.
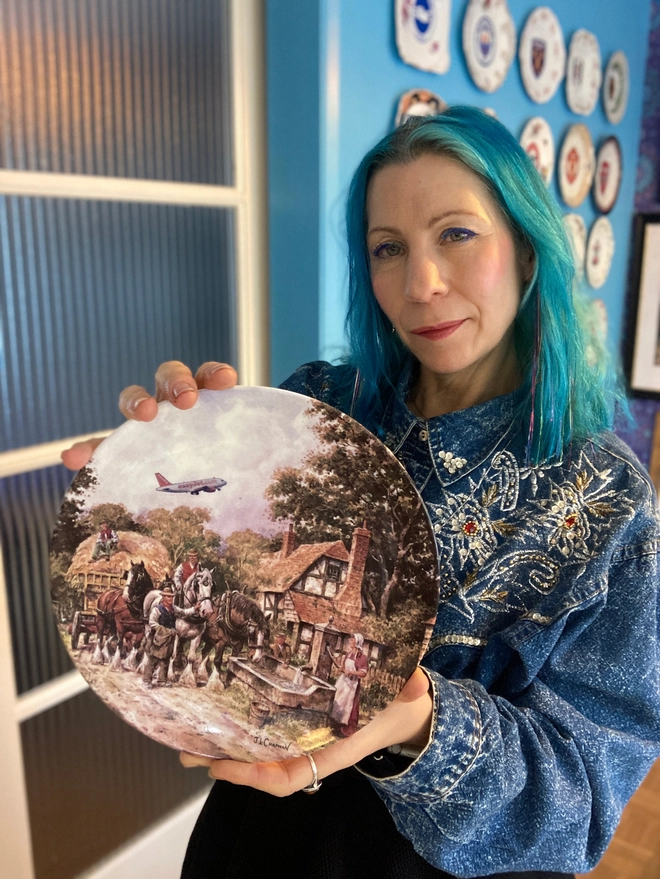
[155,473,227,496]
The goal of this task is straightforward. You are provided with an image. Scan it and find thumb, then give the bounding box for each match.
[394,667,430,704]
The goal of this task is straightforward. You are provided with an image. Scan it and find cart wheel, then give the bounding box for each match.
[71,612,82,649]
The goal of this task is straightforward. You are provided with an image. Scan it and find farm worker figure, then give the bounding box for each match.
[268,632,292,666]
[173,549,200,595]
[329,633,368,737]
[142,584,200,689]
[91,522,118,561]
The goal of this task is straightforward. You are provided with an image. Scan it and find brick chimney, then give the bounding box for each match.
[333,522,371,618]
[280,523,296,559]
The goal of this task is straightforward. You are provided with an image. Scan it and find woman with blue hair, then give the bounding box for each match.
[66,107,660,878]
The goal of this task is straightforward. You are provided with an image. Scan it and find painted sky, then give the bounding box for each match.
[76,388,326,538]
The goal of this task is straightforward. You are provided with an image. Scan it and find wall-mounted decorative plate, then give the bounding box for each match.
[50,389,440,761]
[462,0,516,93]
[593,136,622,214]
[395,88,448,127]
[395,0,452,74]
[603,50,630,125]
[558,123,595,208]
[518,7,566,104]
[563,213,587,280]
[586,217,615,289]
[520,116,555,186]
[565,29,602,116]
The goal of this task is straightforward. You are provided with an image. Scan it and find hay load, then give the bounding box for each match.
[66,531,171,610]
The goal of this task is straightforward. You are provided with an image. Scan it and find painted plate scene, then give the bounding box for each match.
[50,387,440,761]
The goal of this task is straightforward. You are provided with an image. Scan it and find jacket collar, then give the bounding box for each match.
[381,362,522,488]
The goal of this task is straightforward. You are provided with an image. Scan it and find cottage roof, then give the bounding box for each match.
[258,540,349,593]
[66,531,171,584]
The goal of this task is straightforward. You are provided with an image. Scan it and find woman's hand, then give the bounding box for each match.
[60,360,237,470]
[180,666,433,797]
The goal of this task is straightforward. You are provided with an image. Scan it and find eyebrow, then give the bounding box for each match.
[367,210,483,236]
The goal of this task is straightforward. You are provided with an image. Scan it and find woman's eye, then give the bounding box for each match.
[442,228,475,243]
[372,241,402,259]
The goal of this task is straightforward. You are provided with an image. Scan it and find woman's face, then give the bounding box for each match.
[366,154,526,392]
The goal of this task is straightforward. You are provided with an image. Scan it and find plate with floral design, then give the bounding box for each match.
[518,7,566,104]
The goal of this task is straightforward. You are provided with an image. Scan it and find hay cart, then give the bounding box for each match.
[70,569,123,649]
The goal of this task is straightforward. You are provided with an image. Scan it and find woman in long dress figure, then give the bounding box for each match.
[329,634,368,737]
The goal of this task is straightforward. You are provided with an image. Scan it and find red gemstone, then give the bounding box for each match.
[463,520,479,536]
[564,514,578,529]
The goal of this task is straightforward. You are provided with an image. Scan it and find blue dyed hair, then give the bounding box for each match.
[343,106,621,464]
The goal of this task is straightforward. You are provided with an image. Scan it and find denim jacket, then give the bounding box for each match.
[281,361,660,878]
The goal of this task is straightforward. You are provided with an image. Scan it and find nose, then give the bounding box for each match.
[404,252,449,302]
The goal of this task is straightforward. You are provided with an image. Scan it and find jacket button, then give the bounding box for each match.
[419,429,428,441]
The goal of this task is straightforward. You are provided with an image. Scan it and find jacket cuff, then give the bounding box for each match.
[357,669,482,803]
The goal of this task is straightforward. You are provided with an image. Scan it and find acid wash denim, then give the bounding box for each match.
[280,361,660,879]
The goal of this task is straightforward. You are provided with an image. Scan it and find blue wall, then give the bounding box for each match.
[268,0,652,386]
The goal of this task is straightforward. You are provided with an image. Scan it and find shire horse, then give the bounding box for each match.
[200,590,270,684]
[93,560,153,669]
[142,567,215,687]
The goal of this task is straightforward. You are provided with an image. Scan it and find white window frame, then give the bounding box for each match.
[0,2,267,875]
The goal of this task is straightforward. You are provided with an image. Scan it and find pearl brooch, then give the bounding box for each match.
[438,450,467,473]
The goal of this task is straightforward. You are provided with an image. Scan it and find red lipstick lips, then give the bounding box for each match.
[410,320,466,340]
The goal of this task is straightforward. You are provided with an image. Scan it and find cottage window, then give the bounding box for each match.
[299,625,314,643]
[326,561,341,581]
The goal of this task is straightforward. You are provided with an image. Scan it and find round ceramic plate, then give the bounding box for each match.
[395,88,448,127]
[586,217,615,289]
[593,136,622,214]
[520,116,555,186]
[50,388,440,761]
[518,6,566,104]
[395,0,451,74]
[462,0,516,93]
[558,123,595,208]
[565,29,602,116]
[563,213,587,279]
[603,50,629,125]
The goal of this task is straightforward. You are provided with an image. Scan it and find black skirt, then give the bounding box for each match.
[181,767,574,879]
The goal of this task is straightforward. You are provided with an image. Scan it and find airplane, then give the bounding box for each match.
[154,473,227,496]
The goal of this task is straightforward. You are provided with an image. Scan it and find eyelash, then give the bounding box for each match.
[370,227,476,258]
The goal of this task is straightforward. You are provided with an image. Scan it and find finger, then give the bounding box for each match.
[180,753,214,769]
[118,385,159,422]
[60,437,106,471]
[195,362,238,391]
[154,361,199,409]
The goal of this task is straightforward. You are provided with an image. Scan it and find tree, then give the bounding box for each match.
[219,529,272,597]
[265,401,437,618]
[82,502,142,534]
[50,465,98,557]
[139,506,222,569]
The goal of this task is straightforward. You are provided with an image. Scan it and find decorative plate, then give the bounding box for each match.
[462,0,516,93]
[585,217,615,289]
[603,51,630,125]
[395,0,452,75]
[518,7,566,104]
[50,388,440,761]
[565,29,602,116]
[558,123,595,208]
[519,116,555,186]
[395,88,448,127]
[563,213,587,280]
[593,136,622,214]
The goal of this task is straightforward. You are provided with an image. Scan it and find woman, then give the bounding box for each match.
[329,634,369,737]
[64,108,660,878]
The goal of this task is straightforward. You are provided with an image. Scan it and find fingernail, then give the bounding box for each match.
[171,382,197,399]
[209,364,233,375]
[126,395,151,415]
[182,754,212,768]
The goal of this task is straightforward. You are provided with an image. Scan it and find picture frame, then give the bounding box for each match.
[626,214,660,397]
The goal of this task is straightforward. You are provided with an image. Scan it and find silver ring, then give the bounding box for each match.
[301,752,322,794]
